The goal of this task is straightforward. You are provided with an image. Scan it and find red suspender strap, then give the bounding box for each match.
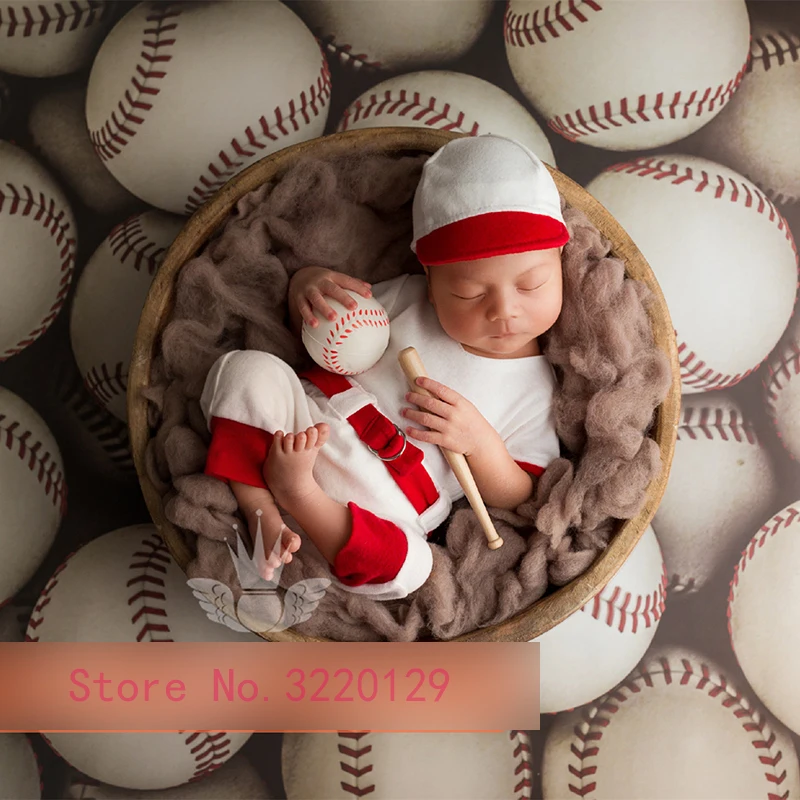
[298,365,440,515]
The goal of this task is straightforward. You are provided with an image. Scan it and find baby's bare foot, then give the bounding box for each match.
[264,423,330,508]
[249,506,302,582]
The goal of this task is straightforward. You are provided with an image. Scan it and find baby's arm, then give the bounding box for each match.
[465,442,536,511]
[287,266,373,338]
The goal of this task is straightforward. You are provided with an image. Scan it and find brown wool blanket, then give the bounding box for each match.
[141,148,672,642]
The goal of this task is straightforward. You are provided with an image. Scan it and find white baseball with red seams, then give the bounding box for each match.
[302,290,391,375]
[282,730,533,799]
[586,154,799,394]
[64,752,275,799]
[70,210,184,422]
[542,645,800,799]
[297,0,493,73]
[0,139,77,361]
[336,70,555,166]
[85,1,331,215]
[0,733,42,799]
[504,0,751,150]
[532,525,666,714]
[764,310,800,462]
[684,23,800,206]
[0,385,66,606]
[651,392,780,596]
[0,0,114,78]
[728,504,800,738]
[26,525,255,791]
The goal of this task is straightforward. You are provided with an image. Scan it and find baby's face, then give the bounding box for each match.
[424,247,563,359]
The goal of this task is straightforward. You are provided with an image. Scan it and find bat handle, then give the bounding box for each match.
[397,346,504,550]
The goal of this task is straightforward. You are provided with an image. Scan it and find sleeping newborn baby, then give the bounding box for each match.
[200,133,569,601]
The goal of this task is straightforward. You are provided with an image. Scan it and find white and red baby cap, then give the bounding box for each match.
[411,133,569,266]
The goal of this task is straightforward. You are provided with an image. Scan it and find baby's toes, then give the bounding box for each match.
[303,425,319,449]
[315,422,330,447]
[293,431,307,452]
[282,432,295,453]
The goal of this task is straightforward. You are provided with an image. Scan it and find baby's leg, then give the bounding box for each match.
[229,480,302,581]
[264,424,354,565]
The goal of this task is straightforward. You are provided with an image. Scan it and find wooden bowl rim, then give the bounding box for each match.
[128,126,681,643]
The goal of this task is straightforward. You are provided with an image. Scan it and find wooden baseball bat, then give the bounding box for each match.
[397,346,503,550]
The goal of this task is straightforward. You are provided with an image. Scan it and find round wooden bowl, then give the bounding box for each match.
[128,127,681,643]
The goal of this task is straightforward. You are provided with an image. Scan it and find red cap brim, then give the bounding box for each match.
[415,210,570,266]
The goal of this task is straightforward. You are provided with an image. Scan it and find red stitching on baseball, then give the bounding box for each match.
[338,89,481,135]
[108,213,169,276]
[749,30,800,73]
[318,307,390,375]
[744,31,800,205]
[727,505,799,648]
[89,3,180,162]
[763,337,800,461]
[0,412,67,515]
[25,553,76,641]
[550,56,749,142]
[677,404,759,445]
[510,730,533,799]
[0,0,110,36]
[566,654,790,797]
[582,562,667,634]
[316,33,382,71]
[57,361,135,472]
[182,731,232,781]
[605,157,799,391]
[85,361,127,405]
[184,55,332,214]
[0,183,77,361]
[504,0,602,47]
[336,732,374,796]
[128,533,173,642]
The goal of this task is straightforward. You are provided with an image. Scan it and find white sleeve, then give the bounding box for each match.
[370,273,411,321]
[504,405,561,473]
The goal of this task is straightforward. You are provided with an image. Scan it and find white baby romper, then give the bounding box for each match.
[200,273,561,600]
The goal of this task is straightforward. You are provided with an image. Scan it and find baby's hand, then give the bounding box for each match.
[289,266,372,329]
[401,377,501,458]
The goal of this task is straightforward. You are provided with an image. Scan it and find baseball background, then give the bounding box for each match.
[1,0,799,797]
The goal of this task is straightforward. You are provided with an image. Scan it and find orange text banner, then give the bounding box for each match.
[0,642,540,732]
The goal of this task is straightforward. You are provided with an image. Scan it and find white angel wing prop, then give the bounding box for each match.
[272,578,332,632]
[186,577,252,633]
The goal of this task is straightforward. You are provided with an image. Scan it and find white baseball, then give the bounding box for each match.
[684,23,800,206]
[295,0,492,72]
[70,210,185,422]
[302,289,391,375]
[63,752,276,799]
[542,645,800,799]
[0,733,40,800]
[25,524,255,643]
[652,392,780,595]
[51,353,136,482]
[764,311,800,462]
[586,154,799,393]
[0,139,77,361]
[27,525,254,790]
[337,70,556,166]
[0,385,66,605]
[533,525,666,714]
[0,0,114,78]
[729,503,800,737]
[504,0,751,150]
[85,1,331,215]
[44,731,251,794]
[282,731,533,799]
[28,79,141,218]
